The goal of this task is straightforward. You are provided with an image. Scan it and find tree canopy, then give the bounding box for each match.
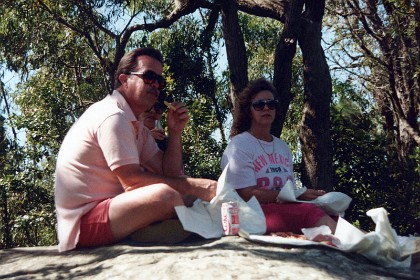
[0,0,418,248]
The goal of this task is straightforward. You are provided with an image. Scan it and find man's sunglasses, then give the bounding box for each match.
[130,70,166,89]
[251,99,279,111]
[146,102,167,114]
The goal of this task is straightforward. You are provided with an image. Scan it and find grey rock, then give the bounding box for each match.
[1,236,419,279]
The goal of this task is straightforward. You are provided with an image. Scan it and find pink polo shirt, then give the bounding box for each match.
[54,90,159,252]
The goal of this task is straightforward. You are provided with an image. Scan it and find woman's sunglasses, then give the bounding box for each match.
[130,70,166,89]
[146,102,167,114]
[251,99,279,111]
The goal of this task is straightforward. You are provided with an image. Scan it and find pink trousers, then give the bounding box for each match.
[261,202,327,234]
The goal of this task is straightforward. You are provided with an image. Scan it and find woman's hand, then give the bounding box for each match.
[150,128,166,140]
[297,189,326,201]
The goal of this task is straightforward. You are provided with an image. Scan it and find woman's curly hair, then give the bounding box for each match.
[230,78,280,138]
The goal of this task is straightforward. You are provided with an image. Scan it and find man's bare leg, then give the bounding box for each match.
[108,183,184,241]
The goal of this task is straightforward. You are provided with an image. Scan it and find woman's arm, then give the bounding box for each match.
[237,186,280,204]
[237,185,327,203]
[297,189,326,201]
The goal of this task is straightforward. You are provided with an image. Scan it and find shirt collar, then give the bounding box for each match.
[110,90,137,121]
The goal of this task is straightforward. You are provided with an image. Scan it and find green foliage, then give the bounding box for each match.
[148,16,228,178]
[0,0,111,248]
[238,13,305,161]
[0,1,418,249]
[331,80,420,235]
[182,96,226,179]
[0,139,57,248]
[239,13,281,80]
[325,0,419,160]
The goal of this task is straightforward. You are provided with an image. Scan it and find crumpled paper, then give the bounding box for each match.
[176,164,352,238]
[278,180,352,217]
[245,207,419,268]
[334,207,416,267]
[175,165,419,268]
[175,165,266,238]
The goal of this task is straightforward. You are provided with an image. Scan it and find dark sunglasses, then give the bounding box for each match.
[130,70,166,89]
[251,99,279,111]
[146,102,167,114]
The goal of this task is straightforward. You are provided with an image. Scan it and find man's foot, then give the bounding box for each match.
[412,251,420,271]
[130,219,192,244]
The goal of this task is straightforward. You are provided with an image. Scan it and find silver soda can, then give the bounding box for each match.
[221,201,240,235]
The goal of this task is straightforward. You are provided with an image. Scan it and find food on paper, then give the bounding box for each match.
[320,240,336,247]
[271,232,308,240]
[270,231,337,247]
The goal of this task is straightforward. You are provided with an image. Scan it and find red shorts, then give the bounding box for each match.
[77,198,116,248]
[262,202,327,234]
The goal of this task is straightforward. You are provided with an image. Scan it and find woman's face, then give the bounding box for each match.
[140,107,163,130]
[250,90,277,128]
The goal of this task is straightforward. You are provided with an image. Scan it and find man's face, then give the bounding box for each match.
[124,55,164,116]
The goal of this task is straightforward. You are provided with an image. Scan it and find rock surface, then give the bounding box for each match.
[1,236,419,279]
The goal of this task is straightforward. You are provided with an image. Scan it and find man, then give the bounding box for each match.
[54,47,217,252]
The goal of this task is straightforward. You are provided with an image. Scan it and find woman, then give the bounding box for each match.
[140,91,168,150]
[221,78,337,234]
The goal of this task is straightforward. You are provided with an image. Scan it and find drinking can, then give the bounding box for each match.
[221,201,240,235]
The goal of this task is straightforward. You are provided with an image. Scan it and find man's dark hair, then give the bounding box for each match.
[114,47,163,89]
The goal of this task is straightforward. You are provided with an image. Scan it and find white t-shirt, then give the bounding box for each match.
[221,132,295,190]
[54,90,159,252]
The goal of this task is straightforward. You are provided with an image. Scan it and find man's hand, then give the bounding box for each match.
[166,102,189,133]
[297,189,326,201]
[188,178,217,202]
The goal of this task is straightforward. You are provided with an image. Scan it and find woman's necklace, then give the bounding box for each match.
[256,137,275,156]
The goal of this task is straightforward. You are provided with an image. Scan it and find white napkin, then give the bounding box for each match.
[244,207,418,268]
[278,180,352,216]
[333,208,414,267]
[175,165,266,238]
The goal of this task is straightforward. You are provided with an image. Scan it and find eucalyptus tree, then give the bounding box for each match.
[2,0,335,187]
[326,0,420,162]
[331,80,419,235]
[0,0,335,247]
[324,2,419,234]
[149,17,227,178]
[0,0,110,247]
[0,115,12,247]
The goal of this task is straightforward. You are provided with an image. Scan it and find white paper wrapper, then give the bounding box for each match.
[244,208,418,268]
[278,180,352,217]
[175,165,418,268]
[175,165,266,239]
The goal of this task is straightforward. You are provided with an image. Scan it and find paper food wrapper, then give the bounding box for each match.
[278,180,352,217]
[176,164,351,238]
[175,165,266,238]
[175,166,418,268]
[244,207,419,268]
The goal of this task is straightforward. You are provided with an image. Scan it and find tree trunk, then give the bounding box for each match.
[0,115,12,248]
[1,185,12,248]
[329,0,420,159]
[202,7,227,143]
[272,0,303,136]
[220,0,249,108]
[298,0,333,191]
